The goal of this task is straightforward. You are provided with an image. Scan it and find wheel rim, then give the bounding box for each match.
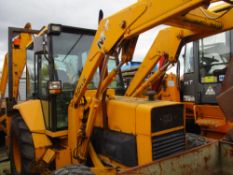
[13,135,22,173]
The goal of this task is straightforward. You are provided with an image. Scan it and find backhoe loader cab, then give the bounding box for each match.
[183,30,233,104]
[182,30,233,137]
[26,24,96,131]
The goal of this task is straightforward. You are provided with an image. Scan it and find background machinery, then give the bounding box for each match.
[122,2,233,138]
[182,29,233,137]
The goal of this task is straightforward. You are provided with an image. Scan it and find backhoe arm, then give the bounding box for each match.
[125,27,194,97]
[0,24,33,110]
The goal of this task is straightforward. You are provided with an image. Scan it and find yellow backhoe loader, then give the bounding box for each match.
[2,0,233,175]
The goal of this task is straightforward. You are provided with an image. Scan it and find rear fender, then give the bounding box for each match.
[13,100,52,154]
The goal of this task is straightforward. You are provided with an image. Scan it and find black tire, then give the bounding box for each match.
[53,164,95,175]
[10,113,35,175]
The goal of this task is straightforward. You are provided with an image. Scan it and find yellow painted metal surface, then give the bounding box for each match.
[136,135,152,165]
[136,100,181,135]
[152,126,184,137]
[42,149,55,164]
[45,130,68,138]
[0,30,32,102]
[68,104,83,163]
[35,147,47,161]
[106,96,184,166]
[89,143,105,168]
[32,133,52,148]
[91,167,116,175]
[194,104,233,138]
[0,54,8,101]
[209,2,232,13]
[12,33,32,99]
[167,7,222,32]
[107,98,137,134]
[158,73,180,102]
[194,105,226,123]
[55,148,71,169]
[135,103,151,135]
[85,89,115,98]
[14,100,45,132]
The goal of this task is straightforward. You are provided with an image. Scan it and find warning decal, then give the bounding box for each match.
[205,86,215,95]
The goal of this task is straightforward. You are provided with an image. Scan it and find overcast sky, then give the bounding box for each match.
[0,0,167,70]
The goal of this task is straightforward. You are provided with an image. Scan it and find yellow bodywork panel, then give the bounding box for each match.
[137,135,152,165]
[85,89,115,98]
[136,100,182,135]
[55,148,71,169]
[107,98,137,134]
[135,103,151,135]
[14,99,45,132]
[104,96,184,166]
[158,73,181,102]
[43,149,56,164]
[45,130,68,138]
[105,96,184,136]
[32,133,52,148]
[194,104,226,128]
[14,100,52,161]
[68,104,83,161]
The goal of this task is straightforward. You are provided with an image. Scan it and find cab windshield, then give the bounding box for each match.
[199,32,230,83]
[52,31,94,129]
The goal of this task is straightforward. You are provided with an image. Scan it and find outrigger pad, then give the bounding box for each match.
[217,86,233,122]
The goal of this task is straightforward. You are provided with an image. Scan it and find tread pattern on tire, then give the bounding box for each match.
[53,164,95,175]
[10,113,35,175]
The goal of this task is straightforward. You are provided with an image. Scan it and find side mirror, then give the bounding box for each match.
[34,36,48,54]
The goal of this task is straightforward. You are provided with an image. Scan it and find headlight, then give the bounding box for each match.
[48,24,62,35]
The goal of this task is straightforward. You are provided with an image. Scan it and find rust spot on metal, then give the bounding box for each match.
[182,164,193,173]
[224,149,228,157]
[158,163,163,175]
[229,148,233,157]
[204,156,210,169]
